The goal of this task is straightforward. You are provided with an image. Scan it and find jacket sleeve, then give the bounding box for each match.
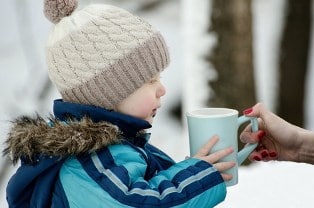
[61,144,226,208]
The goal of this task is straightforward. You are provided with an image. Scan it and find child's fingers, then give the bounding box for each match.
[207,147,234,164]
[195,135,219,157]
[213,161,235,173]
[214,162,235,181]
[220,173,233,181]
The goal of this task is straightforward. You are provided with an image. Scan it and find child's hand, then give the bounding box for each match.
[193,135,235,181]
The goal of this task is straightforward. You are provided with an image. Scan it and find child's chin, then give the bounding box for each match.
[146,117,154,124]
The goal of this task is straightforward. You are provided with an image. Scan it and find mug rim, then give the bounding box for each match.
[186,108,238,118]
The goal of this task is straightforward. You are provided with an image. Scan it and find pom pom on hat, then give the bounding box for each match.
[44,0,78,24]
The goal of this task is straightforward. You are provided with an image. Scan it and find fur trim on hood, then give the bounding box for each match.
[3,116,122,164]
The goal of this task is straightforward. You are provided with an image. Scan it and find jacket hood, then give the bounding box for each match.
[3,115,121,164]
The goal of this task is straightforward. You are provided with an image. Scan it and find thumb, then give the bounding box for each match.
[243,103,266,118]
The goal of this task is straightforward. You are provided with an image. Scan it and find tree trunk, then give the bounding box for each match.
[208,0,256,111]
[207,0,255,164]
[278,0,311,127]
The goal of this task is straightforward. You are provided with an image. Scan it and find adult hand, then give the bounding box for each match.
[240,103,303,162]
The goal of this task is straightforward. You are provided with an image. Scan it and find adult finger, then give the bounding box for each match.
[240,130,265,144]
[243,103,267,120]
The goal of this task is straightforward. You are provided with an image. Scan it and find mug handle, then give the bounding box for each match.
[237,116,259,165]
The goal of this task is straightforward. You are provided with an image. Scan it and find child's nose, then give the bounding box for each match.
[157,83,166,98]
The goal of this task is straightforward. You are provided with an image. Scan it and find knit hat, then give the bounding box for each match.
[44,0,170,109]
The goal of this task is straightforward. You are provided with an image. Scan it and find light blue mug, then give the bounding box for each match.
[186,108,258,187]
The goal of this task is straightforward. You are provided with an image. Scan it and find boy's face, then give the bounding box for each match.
[116,74,166,124]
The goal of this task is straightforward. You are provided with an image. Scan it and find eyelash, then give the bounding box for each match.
[149,75,162,84]
[150,79,158,84]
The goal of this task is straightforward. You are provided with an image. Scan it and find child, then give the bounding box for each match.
[4,0,235,207]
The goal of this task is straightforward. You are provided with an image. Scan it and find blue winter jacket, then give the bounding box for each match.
[4,99,226,207]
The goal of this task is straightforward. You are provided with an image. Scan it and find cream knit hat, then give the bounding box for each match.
[44,0,170,109]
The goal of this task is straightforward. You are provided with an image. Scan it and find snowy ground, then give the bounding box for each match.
[1,0,314,207]
[218,162,314,208]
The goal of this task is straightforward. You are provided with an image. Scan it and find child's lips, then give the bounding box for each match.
[152,106,160,117]
[152,108,158,117]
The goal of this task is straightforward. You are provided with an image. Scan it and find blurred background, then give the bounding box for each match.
[1,0,314,207]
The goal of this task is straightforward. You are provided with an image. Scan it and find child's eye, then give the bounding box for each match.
[149,77,160,84]
[149,79,158,84]
[148,74,161,84]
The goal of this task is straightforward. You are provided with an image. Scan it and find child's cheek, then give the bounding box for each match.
[137,99,154,118]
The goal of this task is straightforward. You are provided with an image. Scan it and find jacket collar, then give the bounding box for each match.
[53,99,152,137]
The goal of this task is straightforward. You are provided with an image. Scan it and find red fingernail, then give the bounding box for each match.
[257,131,266,141]
[261,151,268,158]
[253,156,261,161]
[243,108,253,115]
[269,152,277,157]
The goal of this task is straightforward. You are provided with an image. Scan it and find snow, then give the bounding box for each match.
[1,0,314,207]
[182,0,216,112]
[217,162,314,208]
[251,0,286,111]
